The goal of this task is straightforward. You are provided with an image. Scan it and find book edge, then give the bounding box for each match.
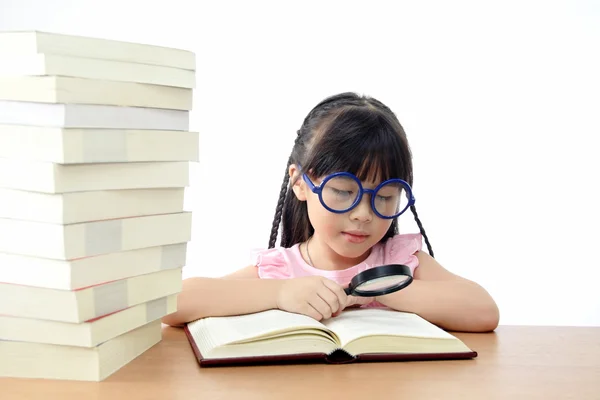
[182,324,477,367]
[355,350,478,362]
[182,325,330,367]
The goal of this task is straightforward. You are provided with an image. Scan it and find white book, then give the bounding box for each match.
[0,125,199,163]
[0,295,177,347]
[0,100,189,130]
[185,309,475,365]
[0,267,182,323]
[0,76,193,110]
[0,319,162,381]
[0,188,185,224]
[0,212,192,260]
[0,53,196,88]
[0,243,187,290]
[0,30,195,70]
[0,159,189,193]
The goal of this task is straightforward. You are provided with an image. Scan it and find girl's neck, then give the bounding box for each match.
[302,235,370,271]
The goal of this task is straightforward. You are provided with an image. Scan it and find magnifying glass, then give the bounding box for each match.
[344,264,413,297]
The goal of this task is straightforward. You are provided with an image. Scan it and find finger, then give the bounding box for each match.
[316,292,338,318]
[321,279,348,310]
[309,293,333,320]
[316,285,341,313]
[345,295,356,307]
[347,295,374,307]
[355,296,375,305]
[302,303,323,321]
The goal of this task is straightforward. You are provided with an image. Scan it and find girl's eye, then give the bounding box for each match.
[331,188,353,197]
[376,195,392,202]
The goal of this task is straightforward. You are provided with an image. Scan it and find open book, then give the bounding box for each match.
[184,308,477,366]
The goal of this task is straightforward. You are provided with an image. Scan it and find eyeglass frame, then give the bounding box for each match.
[298,166,415,219]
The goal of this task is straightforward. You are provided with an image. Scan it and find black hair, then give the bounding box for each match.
[268,92,434,257]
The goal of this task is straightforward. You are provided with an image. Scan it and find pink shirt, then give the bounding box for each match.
[252,233,423,308]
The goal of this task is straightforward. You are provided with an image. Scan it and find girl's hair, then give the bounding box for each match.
[268,92,434,257]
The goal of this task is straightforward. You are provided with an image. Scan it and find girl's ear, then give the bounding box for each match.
[288,163,307,201]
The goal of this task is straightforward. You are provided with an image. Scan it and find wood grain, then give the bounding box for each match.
[2,325,599,400]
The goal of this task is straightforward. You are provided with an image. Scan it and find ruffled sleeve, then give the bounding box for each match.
[252,248,293,280]
[382,233,423,274]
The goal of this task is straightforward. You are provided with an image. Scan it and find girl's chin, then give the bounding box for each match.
[333,242,371,260]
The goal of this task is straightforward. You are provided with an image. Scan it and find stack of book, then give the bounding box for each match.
[0,31,197,381]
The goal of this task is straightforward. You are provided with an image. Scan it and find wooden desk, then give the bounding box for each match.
[2,325,599,399]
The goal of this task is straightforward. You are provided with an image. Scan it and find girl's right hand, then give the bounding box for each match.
[275,276,348,321]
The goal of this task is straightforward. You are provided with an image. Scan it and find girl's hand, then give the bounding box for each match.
[345,295,375,309]
[276,276,348,321]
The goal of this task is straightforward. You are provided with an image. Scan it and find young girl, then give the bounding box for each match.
[163,92,499,332]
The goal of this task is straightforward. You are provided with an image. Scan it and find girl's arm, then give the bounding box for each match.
[161,266,348,326]
[375,251,500,333]
[161,266,283,327]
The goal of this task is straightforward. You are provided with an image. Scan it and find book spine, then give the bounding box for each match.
[324,349,357,364]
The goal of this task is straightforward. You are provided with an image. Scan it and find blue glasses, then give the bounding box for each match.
[300,169,415,219]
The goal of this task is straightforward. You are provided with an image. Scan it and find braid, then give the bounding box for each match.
[268,131,305,248]
[268,158,292,249]
[410,205,434,258]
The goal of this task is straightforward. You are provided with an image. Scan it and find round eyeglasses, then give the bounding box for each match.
[301,171,415,219]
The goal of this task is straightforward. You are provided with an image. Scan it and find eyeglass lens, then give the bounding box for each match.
[320,176,408,217]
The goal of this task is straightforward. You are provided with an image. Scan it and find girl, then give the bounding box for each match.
[163,92,499,332]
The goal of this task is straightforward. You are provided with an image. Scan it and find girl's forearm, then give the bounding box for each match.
[161,277,283,326]
[376,280,499,332]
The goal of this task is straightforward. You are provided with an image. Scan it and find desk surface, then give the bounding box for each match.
[2,325,600,399]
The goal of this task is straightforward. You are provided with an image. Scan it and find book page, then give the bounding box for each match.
[187,309,333,350]
[322,308,455,348]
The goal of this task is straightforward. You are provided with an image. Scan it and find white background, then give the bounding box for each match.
[1,0,598,326]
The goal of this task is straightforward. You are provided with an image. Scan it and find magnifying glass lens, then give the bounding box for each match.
[355,275,410,292]
[344,264,413,297]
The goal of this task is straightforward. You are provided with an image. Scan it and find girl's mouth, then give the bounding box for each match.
[342,232,369,243]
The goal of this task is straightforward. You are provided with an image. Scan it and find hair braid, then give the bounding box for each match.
[410,205,434,258]
[268,158,292,249]
[268,131,304,248]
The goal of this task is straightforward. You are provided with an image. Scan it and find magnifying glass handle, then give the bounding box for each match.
[343,287,352,295]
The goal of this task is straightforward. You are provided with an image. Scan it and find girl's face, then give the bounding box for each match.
[290,165,393,265]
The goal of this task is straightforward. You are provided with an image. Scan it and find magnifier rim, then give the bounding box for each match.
[348,264,413,296]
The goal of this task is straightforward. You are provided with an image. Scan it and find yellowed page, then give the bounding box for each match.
[322,308,456,348]
[187,309,334,351]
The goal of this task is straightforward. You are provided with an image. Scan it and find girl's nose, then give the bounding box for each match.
[349,196,373,222]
